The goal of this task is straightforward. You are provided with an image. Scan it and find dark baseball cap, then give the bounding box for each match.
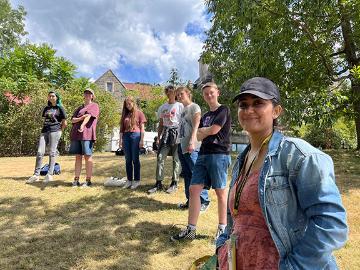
[232,77,280,103]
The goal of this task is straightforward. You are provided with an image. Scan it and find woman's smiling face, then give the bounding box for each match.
[237,94,281,135]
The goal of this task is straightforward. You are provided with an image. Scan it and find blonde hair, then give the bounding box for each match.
[176,86,192,100]
[121,96,138,130]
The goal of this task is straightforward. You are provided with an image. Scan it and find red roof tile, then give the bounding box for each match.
[123,83,153,100]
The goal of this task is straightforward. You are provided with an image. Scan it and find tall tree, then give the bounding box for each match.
[203,0,360,148]
[0,43,76,89]
[167,68,184,86]
[0,0,27,55]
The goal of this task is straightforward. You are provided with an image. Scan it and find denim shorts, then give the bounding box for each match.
[191,154,231,189]
[69,140,94,156]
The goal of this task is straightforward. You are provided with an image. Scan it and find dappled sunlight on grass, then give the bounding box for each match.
[0,151,358,269]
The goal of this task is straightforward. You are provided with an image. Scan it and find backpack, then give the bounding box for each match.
[40,163,61,175]
[115,148,124,156]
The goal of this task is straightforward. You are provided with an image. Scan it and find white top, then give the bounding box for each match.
[179,102,201,153]
[157,102,184,128]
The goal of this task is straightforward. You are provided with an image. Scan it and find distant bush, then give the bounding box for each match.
[0,77,119,156]
[302,118,356,149]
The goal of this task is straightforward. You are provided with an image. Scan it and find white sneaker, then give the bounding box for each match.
[44,174,53,183]
[122,180,132,189]
[130,181,140,190]
[26,175,39,184]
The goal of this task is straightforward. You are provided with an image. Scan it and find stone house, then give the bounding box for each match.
[94,69,127,103]
[94,69,156,151]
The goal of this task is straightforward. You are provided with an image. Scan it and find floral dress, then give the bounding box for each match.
[218,171,279,269]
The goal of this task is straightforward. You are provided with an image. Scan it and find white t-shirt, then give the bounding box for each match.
[157,102,183,128]
[179,102,201,153]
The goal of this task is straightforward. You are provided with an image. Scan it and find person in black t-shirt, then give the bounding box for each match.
[26,91,67,184]
[171,82,231,242]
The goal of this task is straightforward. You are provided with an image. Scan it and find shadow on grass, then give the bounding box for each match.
[0,191,188,270]
[327,149,360,194]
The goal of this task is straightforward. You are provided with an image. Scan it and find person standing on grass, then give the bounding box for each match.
[119,96,147,190]
[217,77,348,269]
[171,82,231,241]
[176,86,210,212]
[26,91,67,184]
[147,85,184,194]
[69,88,100,187]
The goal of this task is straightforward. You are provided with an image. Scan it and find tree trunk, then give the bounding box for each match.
[352,81,360,150]
[339,1,360,149]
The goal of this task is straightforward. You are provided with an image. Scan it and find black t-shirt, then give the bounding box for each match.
[199,105,231,154]
[41,105,67,133]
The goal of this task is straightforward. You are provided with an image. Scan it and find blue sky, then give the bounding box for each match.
[10,0,211,84]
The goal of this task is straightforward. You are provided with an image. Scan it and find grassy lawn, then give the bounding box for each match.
[0,150,358,270]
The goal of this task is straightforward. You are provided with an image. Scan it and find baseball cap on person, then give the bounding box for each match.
[84,88,95,98]
[232,77,280,103]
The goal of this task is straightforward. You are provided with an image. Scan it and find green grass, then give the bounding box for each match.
[0,150,358,269]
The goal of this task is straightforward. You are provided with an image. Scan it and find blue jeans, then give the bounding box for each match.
[34,131,62,176]
[178,145,210,205]
[191,154,231,189]
[123,132,141,181]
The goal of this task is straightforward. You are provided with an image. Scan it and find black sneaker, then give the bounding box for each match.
[81,181,92,187]
[200,203,210,213]
[166,181,178,194]
[170,226,196,241]
[177,201,189,210]
[147,181,163,194]
[72,180,81,187]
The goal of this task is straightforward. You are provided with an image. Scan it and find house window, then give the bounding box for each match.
[106,82,113,92]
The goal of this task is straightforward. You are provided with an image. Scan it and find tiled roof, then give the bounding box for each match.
[123,83,153,100]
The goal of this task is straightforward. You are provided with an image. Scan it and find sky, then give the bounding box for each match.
[10,0,211,84]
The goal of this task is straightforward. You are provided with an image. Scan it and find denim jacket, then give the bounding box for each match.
[216,131,348,270]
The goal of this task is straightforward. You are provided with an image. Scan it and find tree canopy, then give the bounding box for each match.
[0,1,119,156]
[0,0,27,55]
[203,0,360,148]
[0,43,76,90]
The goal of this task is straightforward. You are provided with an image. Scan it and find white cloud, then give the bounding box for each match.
[10,0,209,82]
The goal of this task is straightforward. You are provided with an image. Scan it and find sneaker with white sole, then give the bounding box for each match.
[44,174,53,184]
[166,182,178,194]
[122,180,132,189]
[130,181,140,190]
[72,180,81,187]
[170,226,196,241]
[200,203,210,213]
[147,181,163,194]
[81,181,92,187]
[26,175,39,184]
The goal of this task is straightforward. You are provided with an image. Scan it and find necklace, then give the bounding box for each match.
[233,133,272,215]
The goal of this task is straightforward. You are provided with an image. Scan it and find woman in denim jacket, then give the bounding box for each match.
[216,77,348,270]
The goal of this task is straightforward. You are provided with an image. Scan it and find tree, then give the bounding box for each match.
[203,0,360,148]
[0,0,27,55]
[0,76,120,156]
[167,68,184,87]
[137,86,167,131]
[0,43,76,89]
